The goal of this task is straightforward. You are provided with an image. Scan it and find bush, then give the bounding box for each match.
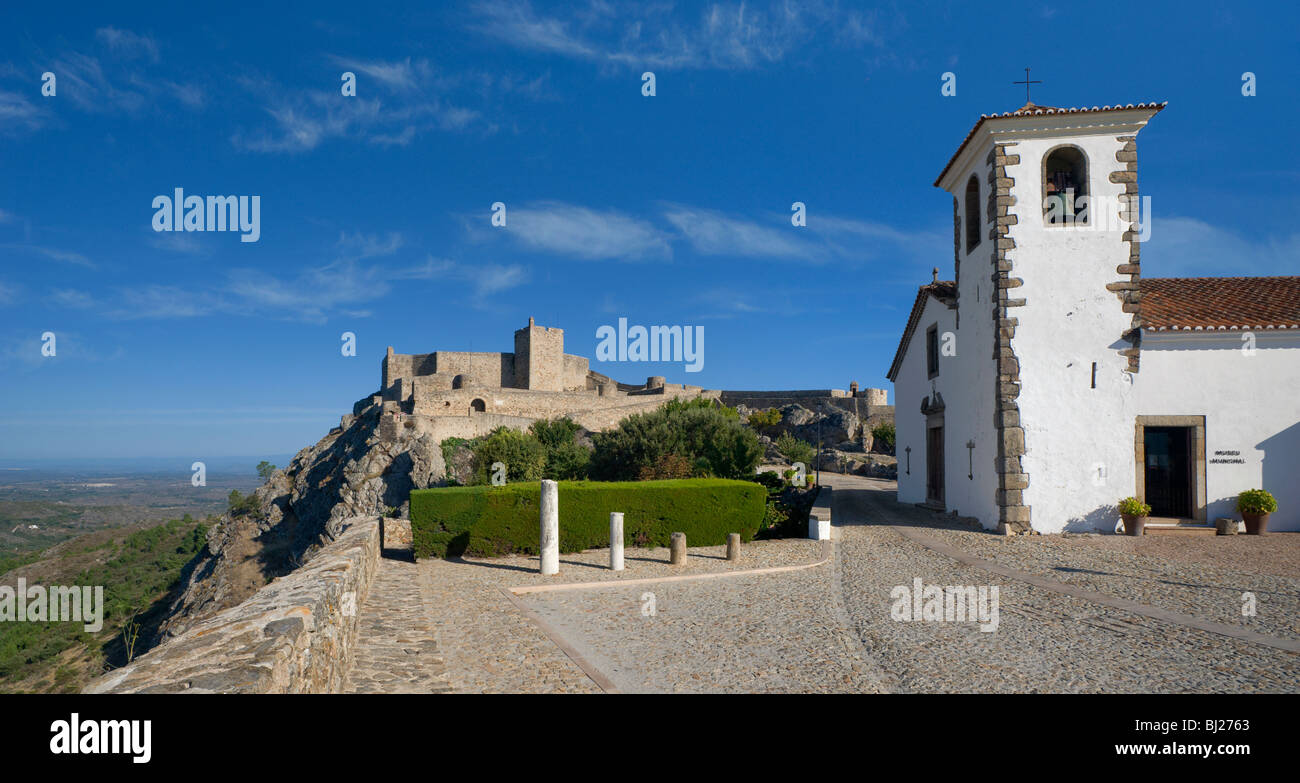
[871,422,896,452]
[747,408,782,431]
[1236,489,1278,514]
[1117,496,1151,517]
[638,453,695,480]
[226,490,260,516]
[752,470,786,492]
[410,478,766,559]
[589,400,761,481]
[775,433,816,467]
[470,427,546,485]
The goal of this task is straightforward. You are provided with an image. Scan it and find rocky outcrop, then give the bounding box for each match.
[741,403,870,449]
[155,396,444,642]
[86,516,380,694]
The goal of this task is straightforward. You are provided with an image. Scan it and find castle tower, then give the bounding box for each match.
[933,100,1164,533]
[513,317,565,391]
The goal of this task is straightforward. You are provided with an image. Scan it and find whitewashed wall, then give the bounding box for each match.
[894,296,956,505]
[1138,331,1300,531]
[943,148,1000,527]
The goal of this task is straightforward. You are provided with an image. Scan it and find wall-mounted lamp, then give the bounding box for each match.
[904,446,911,475]
[966,440,975,480]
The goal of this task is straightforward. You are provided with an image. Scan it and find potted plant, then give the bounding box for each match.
[1117,497,1151,536]
[1236,489,1278,535]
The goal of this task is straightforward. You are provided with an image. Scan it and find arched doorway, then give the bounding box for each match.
[469,398,486,414]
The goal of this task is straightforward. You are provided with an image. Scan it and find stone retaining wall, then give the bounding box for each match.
[85,516,381,694]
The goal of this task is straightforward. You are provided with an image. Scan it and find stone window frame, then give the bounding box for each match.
[926,323,940,379]
[1133,415,1207,521]
[1041,143,1091,227]
[964,175,981,254]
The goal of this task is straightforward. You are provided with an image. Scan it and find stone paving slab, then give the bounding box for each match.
[514,549,893,693]
[344,554,451,694]
[416,539,828,693]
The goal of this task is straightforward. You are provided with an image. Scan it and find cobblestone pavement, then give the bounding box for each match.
[344,476,1299,693]
[829,474,1300,693]
[343,555,452,693]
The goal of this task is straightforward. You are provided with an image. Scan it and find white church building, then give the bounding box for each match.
[888,100,1300,534]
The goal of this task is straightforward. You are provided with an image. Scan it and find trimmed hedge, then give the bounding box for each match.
[410,478,766,559]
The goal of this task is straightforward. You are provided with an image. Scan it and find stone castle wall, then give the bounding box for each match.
[433,350,516,388]
[563,354,589,390]
[86,516,382,694]
[384,322,886,437]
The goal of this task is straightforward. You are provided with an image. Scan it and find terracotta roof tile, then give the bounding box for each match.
[1140,276,1300,332]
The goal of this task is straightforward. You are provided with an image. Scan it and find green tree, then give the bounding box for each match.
[871,422,896,452]
[529,417,592,480]
[256,461,277,480]
[775,433,816,467]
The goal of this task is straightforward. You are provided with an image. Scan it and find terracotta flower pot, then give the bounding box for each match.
[1242,512,1270,535]
[1121,514,1146,536]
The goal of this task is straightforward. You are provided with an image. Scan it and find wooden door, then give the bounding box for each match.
[926,425,944,504]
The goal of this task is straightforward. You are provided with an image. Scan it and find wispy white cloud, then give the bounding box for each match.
[472,263,529,295]
[483,202,672,260]
[17,31,202,119]
[104,285,220,320]
[0,330,123,368]
[95,27,161,63]
[50,289,95,309]
[148,232,205,254]
[0,89,45,134]
[329,55,428,92]
[336,231,405,259]
[231,57,498,152]
[467,199,943,265]
[663,205,810,258]
[470,0,894,70]
[79,226,523,322]
[1,243,96,268]
[664,205,947,267]
[1141,215,1300,277]
[51,51,149,113]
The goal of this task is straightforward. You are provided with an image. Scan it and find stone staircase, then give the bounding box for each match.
[1143,517,1217,536]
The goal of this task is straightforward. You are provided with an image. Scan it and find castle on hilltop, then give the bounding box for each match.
[352,318,889,445]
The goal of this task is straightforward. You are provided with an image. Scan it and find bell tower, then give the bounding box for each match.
[934,100,1165,533]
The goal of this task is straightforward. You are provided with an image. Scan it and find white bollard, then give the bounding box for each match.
[540,479,559,575]
[610,512,624,571]
[809,514,829,541]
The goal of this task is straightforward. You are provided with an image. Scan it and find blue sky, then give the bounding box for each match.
[1,1,1297,462]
